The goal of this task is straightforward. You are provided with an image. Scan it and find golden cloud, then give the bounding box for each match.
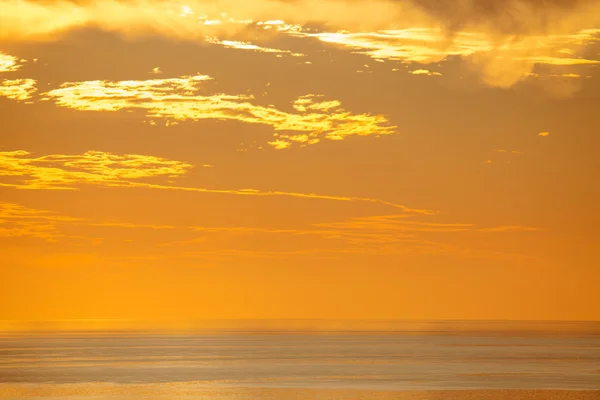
[296,28,600,87]
[3,0,599,39]
[0,51,21,72]
[409,69,442,76]
[0,52,37,101]
[0,0,419,40]
[40,76,395,148]
[1,1,598,90]
[0,78,37,101]
[0,150,193,190]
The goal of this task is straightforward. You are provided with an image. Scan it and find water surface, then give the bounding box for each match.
[2,331,599,391]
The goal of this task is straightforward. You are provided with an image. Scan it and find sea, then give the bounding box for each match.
[1,325,600,392]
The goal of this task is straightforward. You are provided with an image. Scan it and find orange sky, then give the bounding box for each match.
[1,0,599,328]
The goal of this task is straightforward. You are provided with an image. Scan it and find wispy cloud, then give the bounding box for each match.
[39,75,395,148]
[552,73,583,78]
[295,28,600,87]
[205,36,304,56]
[538,131,550,137]
[0,150,431,213]
[487,149,525,164]
[0,202,82,241]
[164,214,545,260]
[314,214,475,233]
[0,200,543,263]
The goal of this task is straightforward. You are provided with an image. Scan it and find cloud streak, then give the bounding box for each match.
[0,202,82,241]
[0,201,542,263]
[205,36,304,56]
[0,150,432,213]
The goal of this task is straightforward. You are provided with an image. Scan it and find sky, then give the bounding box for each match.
[1,0,599,329]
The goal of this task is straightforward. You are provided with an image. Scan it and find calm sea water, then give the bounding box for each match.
[1,332,599,390]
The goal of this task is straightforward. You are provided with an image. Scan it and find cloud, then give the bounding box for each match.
[0,202,82,241]
[314,214,475,233]
[0,78,37,101]
[409,69,442,76]
[87,221,176,230]
[39,75,395,148]
[164,214,544,260]
[0,150,433,213]
[0,200,542,263]
[1,1,598,90]
[0,52,22,72]
[267,140,292,150]
[523,56,599,66]
[0,0,412,40]
[295,28,600,87]
[488,149,524,164]
[553,73,583,78]
[0,150,193,190]
[0,52,37,101]
[2,0,598,40]
[299,29,488,63]
[406,0,600,36]
[538,131,550,137]
[205,36,304,56]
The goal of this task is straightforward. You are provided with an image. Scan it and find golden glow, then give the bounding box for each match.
[1,1,598,89]
[1,0,599,325]
[0,0,417,40]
